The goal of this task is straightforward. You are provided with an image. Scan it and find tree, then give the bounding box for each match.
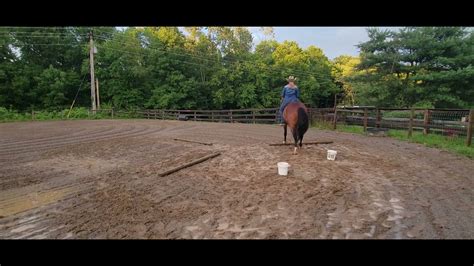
[1,27,344,111]
[332,55,361,105]
[356,27,474,108]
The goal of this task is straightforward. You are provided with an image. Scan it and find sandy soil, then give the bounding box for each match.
[0,119,472,239]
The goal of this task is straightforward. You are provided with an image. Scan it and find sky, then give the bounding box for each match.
[248,27,400,60]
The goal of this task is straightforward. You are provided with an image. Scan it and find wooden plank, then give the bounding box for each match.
[363,108,368,132]
[173,138,213,146]
[423,109,430,135]
[408,108,414,137]
[376,109,381,128]
[158,152,221,177]
[269,141,333,146]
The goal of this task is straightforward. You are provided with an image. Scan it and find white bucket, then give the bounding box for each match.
[327,150,337,161]
[277,162,290,176]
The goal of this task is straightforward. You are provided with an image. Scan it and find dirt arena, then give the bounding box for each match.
[0,119,472,239]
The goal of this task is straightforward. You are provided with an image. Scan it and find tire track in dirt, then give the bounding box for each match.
[0,127,93,148]
[0,125,140,154]
[0,120,473,239]
[0,125,168,157]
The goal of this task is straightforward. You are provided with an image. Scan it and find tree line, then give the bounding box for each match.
[0,27,472,112]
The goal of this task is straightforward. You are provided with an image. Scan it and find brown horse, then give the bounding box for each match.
[283,101,309,155]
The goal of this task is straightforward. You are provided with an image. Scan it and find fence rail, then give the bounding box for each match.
[317,107,473,147]
[140,108,280,124]
[24,106,471,147]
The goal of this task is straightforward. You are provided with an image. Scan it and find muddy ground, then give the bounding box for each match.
[0,119,472,239]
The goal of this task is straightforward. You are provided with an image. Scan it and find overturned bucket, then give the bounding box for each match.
[277,162,290,176]
[327,150,337,161]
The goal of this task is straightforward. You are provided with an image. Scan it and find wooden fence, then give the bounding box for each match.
[328,107,473,147]
[87,106,473,147]
[139,108,279,124]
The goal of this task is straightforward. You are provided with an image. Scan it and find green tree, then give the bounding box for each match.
[356,27,474,108]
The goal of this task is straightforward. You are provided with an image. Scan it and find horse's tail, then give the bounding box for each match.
[297,107,309,139]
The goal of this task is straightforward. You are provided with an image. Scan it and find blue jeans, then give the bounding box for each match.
[278,97,299,123]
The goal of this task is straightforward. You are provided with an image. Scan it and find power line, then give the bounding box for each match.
[67,74,88,118]
[94,35,320,79]
[5,27,327,79]
[3,27,325,80]
[6,40,320,81]
[0,32,88,38]
[97,44,319,81]
[7,43,84,46]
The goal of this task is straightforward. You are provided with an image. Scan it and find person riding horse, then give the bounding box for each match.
[278,76,301,126]
[278,76,308,154]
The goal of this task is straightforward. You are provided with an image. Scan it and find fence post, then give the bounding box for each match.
[332,108,337,130]
[211,111,214,122]
[194,111,197,121]
[376,108,381,128]
[423,109,430,135]
[363,108,368,132]
[408,108,414,138]
[467,109,473,147]
[308,109,312,127]
[252,110,256,124]
[111,108,114,119]
[230,110,233,123]
[32,110,35,121]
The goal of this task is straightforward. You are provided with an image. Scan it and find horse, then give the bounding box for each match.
[282,101,309,155]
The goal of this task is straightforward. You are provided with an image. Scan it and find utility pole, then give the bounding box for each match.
[89,30,96,115]
[96,78,100,110]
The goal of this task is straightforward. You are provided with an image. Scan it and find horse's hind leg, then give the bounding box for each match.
[283,124,287,144]
[292,128,299,155]
[299,134,304,148]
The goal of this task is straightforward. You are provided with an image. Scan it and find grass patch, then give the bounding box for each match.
[0,107,141,123]
[312,122,474,159]
[387,129,474,159]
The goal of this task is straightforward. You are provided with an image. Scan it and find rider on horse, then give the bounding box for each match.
[278,76,301,126]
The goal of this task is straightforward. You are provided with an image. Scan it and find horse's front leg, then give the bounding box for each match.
[283,124,287,144]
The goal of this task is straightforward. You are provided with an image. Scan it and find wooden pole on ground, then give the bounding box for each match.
[269,141,333,146]
[173,138,213,146]
[158,152,221,177]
